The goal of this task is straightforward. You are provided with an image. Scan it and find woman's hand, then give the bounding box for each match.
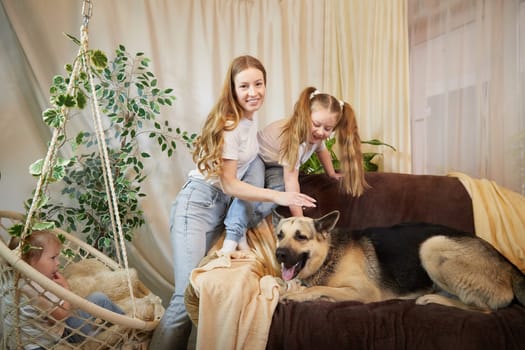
[274,191,316,208]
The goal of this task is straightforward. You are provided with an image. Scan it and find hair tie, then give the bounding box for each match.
[309,90,321,100]
[310,90,344,110]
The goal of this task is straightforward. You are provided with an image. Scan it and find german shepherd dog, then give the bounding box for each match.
[272,210,525,312]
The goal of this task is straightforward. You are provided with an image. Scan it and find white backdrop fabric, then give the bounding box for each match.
[17,0,525,305]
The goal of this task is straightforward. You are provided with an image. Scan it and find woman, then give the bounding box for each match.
[149,55,316,350]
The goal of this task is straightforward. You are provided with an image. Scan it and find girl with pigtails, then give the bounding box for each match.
[234,85,368,232]
[268,86,368,215]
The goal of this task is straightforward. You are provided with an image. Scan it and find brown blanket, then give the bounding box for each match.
[291,172,475,233]
[268,299,525,349]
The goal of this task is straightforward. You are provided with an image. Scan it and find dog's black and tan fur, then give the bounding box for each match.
[273,210,525,312]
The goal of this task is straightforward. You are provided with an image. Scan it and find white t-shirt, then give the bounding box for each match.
[189,117,259,187]
[258,119,326,169]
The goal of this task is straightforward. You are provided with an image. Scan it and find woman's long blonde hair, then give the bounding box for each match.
[193,55,266,178]
[280,86,369,196]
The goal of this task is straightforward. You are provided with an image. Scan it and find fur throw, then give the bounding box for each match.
[63,258,163,321]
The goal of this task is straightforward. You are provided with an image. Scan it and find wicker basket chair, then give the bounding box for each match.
[0,1,167,348]
[0,211,164,350]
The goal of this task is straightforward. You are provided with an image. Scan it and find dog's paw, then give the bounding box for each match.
[280,292,308,303]
[276,278,305,296]
[318,295,337,302]
[416,293,447,306]
[285,279,304,292]
[280,289,318,303]
[416,295,432,305]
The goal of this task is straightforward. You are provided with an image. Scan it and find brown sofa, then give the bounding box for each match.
[266,172,525,350]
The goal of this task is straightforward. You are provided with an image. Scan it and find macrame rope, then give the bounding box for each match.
[21,0,92,240]
[16,22,86,350]
[79,28,122,269]
[79,21,137,317]
[79,0,123,269]
[21,49,83,241]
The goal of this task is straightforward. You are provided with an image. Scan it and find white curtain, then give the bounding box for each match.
[0,0,409,302]
[408,0,525,195]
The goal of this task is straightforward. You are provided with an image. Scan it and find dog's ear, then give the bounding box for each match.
[271,208,285,228]
[314,210,340,233]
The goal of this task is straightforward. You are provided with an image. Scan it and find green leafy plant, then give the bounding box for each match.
[12,40,196,257]
[361,139,397,171]
[300,137,396,174]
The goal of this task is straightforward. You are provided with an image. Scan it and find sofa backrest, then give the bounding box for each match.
[291,172,475,234]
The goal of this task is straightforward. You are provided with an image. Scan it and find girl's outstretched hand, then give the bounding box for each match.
[328,172,343,180]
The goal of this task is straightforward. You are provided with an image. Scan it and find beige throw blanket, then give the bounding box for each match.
[449,172,525,272]
[189,218,281,350]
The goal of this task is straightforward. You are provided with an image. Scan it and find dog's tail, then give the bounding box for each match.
[512,269,525,306]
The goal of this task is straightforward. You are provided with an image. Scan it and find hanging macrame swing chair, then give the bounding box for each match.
[0,2,164,349]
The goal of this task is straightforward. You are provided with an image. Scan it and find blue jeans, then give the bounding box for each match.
[225,163,285,243]
[65,291,125,343]
[224,156,266,242]
[149,177,231,350]
[251,164,285,224]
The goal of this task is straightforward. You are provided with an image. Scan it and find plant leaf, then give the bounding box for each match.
[29,159,44,176]
[33,221,56,230]
[63,33,81,46]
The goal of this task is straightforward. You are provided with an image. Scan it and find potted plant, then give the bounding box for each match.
[11,38,195,258]
[300,137,396,174]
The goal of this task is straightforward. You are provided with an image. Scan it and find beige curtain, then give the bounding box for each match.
[408,0,525,195]
[324,0,411,172]
[1,0,409,302]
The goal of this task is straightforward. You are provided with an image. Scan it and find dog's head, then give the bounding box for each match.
[272,209,340,281]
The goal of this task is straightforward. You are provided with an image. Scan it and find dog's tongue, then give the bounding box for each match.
[281,263,296,281]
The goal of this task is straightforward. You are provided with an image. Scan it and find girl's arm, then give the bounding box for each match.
[317,148,342,180]
[282,167,304,217]
[220,159,316,208]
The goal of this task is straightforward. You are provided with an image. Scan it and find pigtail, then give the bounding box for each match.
[280,87,317,168]
[336,102,369,196]
[281,86,369,196]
